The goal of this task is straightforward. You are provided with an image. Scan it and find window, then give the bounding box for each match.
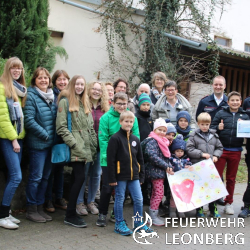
[245,43,250,52]
[214,36,232,47]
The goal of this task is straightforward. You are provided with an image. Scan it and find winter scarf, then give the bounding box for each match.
[148,131,170,158]
[176,124,192,140]
[151,86,164,101]
[35,86,54,104]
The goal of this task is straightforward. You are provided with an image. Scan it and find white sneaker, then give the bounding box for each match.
[224,203,234,215]
[76,203,88,216]
[87,202,99,215]
[0,217,19,229]
[8,215,20,224]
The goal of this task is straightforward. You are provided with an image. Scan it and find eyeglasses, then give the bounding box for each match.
[165,88,176,93]
[91,88,102,93]
[10,67,23,71]
[107,89,114,92]
[115,102,127,107]
[117,85,127,90]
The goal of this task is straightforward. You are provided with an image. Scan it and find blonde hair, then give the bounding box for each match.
[58,75,90,114]
[119,110,135,122]
[0,57,26,101]
[87,81,110,112]
[197,113,211,123]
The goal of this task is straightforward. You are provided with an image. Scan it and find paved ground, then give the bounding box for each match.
[0,183,249,250]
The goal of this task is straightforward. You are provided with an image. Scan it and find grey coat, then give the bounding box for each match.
[186,129,223,164]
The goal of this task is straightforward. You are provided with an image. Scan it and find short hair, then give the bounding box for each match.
[227,91,242,101]
[105,82,114,87]
[197,113,211,123]
[31,67,52,88]
[52,70,70,86]
[152,72,167,86]
[119,110,135,122]
[164,80,178,90]
[113,78,129,93]
[213,75,226,85]
[113,92,128,103]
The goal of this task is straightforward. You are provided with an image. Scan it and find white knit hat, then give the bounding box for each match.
[153,118,168,131]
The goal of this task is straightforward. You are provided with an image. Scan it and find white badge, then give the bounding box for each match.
[132,141,137,147]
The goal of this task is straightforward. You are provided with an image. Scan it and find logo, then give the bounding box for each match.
[132,212,159,245]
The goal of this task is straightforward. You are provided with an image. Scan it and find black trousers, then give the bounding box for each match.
[66,162,86,217]
[243,153,250,205]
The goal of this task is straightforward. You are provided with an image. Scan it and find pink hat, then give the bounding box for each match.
[154,118,168,131]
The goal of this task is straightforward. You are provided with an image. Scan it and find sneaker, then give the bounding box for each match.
[169,207,177,218]
[109,196,115,204]
[109,210,115,223]
[209,204,221,218]
[0,217,19,229]
[133,221,153,233]
[64,215,87,228]
[55,198,67,210]
[87,202,99,215]
[96,213,107,227]
[8,214,20,224]
[44,200,55,213]
[76,203,88,216]
[196,207,205,218]
[114,220,133,236]
[216,198,225,206]
[224,203,234,215]
[238,205,250,218]
[177,212,185,218]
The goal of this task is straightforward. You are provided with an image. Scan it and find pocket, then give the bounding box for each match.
[117,161,120,174]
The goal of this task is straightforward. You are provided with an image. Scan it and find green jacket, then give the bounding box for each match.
[56,98,97,162]
[0,83,25,140]
[98,107,140,166]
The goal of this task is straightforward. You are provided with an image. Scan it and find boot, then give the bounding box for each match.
[149,207,165,226]
[37,205,52,221]
[26,205,46,223]
[0,204,10,219]
[169,207,177,218]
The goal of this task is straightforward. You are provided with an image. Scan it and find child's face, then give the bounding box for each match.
[120,117,134,132]
[154,126,167,138]
[178,118,188,130]
[198,122,210,132]
[227,95,242,112]
[175,149,184,158]
[140,102,150,112]
[165,133,175,144]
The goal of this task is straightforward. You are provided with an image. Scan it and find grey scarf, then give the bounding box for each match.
[35,86,54,104]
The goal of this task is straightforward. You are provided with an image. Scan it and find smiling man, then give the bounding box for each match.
[196,75,228,121]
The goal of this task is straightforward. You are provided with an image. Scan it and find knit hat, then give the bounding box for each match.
[138,93,151,107]
[153,118,168,131]
[171,134,186,152]
[176,111,191,124]
[166,123,176,135]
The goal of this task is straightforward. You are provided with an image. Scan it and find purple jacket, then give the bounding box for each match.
[91,105,105,146]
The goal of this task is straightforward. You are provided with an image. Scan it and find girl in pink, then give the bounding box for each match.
[141,118,171,226]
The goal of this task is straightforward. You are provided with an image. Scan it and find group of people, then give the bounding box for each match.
[0,57,250,237]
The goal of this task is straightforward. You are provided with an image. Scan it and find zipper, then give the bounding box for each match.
[229,113,235,147]
[127,131,133,180]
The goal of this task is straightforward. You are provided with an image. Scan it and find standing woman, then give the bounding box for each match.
[76,81,109,216]
[0,57,27,229]
[24,67,57,223]
[56,75,97,227]
[44,70,70,213]
[150,72,167,105]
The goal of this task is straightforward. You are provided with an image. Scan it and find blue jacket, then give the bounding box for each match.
[53,87,60,107]
[169,154,192,172]
[196,94,228,121]
[24,87,57,150]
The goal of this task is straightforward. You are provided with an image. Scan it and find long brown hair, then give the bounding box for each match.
[87,81,110,112]
[0,57,26,101]
[58,75,90,114]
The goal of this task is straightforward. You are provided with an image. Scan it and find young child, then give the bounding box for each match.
[141,118,171,226]
[186,112,223,218]
[165,122,176,145]
[175,111,192,141]
[135,93,154,142]
[210,91,249,215]
[168,135,192,217]
[107,111,151,236]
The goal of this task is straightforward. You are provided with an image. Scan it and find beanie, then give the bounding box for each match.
[176,111,191,124]
[153,118,168,131]
[138,93,151,107]
[171,134,186,152]
[166,123,176,135]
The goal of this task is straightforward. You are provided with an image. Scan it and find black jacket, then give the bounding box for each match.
[196,94,228,121]
[210,106,249,148]
[107,128,145,183]
[135,109,153,142]
[243,96,250,151]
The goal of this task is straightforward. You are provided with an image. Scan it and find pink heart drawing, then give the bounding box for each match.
[172,179,194,204]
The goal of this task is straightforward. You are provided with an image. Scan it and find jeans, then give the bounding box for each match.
[45,163,64,201]
[114,180,143,223]
[0,139,23,206]
[26,148,52,206]
[243,153,250,205]
[77,152,101,204]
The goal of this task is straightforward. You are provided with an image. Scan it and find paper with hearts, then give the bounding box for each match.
[167,158,228,212]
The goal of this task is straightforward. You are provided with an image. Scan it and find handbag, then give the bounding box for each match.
[51,99,72,164]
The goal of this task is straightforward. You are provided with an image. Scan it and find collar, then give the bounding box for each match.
[166,99,178,107]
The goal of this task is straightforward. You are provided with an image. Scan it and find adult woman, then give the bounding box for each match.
[76,81,109,216]
[113,78,135,113]
[24,67,57,223]
[44,70,70,213]
[105,82,114,106]
[150,72,167,105]
[56,75,97,227]
[0,57,27,229]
